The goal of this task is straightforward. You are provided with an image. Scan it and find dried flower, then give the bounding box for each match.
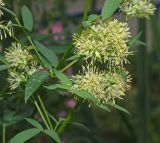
[120,0,156,19]
[73,19,132,67]
[72,66,131,105]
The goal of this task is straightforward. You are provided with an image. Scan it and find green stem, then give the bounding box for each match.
[2,124,6,143]
[57,103,79,135]
[34,100,50,129]
[136,19,149,143]
[57,0,90,69]
[83,0,90,21]
[38,95,53,130]
[14,18,45,66]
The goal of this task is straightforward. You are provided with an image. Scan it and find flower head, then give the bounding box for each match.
[120,0,156,19]
[7,71,27,90]
[4,43,41,90]
[73,19,132,67]
[5,43,33,69]
[72,66,131,105]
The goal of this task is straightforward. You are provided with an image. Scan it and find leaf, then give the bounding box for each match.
[72,123,90,132]
[43,129,61,143]
[88,14,99,22]
[110,104,130,115]
[3,112,24,127]
[82,21,91,28]
[21,5,33,32]
[35,41,59,68]
[54,69,72,86]
[0,65,10,72]
[101,0,123,20]
[25,118,43,130]
[97,104,111,112]
[66,55,81,61]
[9,128,40,143]
[74,90,96,101]
[128,32,142,48]
[25,71,48,103]
[44,84,70,91]
[48,114,58,124]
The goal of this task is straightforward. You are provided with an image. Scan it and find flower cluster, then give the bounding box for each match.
[120,0,156,19]
[72,66,131,105]
[72,19,133,105]
[73,19,132,67]
[5,43,40,90]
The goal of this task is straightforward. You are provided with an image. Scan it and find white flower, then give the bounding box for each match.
[72,66,132,105]
[73,19,132,67]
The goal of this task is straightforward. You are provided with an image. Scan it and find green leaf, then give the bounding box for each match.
[110,104,130,115]
[101,0,124,20]
[97,104,111,112]
[82,21,91,28]
[128,32,142,48]
[21,5,33,32]
[0,65,10,72]
[66,55,81,61]
[25,72,48,103]
[0,6,16,17]
[43,129,61,143]
[72,123,90,132]
[44,84,70,91]
[25,118,43,130]
[35,41,59,68]
[48,114,58,124]
[3,112,24,127]
[74,90,96,101]
[54,69,72,86]
[88,14,99,22]
[9,128,40,143]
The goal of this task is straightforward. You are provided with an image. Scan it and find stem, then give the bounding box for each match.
[38,95,53,130]
[136,19,149,143]
[57,103,79,135]
[57,0,90,69]
[2,124,6,143]
[83,0,90,21]
[34,100,50,129]
[14,18,45,66]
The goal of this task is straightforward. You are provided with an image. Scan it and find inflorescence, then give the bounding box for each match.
[120,0,156,19]
[72,0,156,106]
[74,19,132,67]
[5,43,41,90]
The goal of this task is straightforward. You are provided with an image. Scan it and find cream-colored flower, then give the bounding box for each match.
[73,19,132,67]
[72,66,131,105]
[5,43,33,69]
[104,69,131,104]
[120,0,156,19]
[8,71,27,90]
[5,43,41,90]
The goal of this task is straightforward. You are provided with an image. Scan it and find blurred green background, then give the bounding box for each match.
[0,0,160,143]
